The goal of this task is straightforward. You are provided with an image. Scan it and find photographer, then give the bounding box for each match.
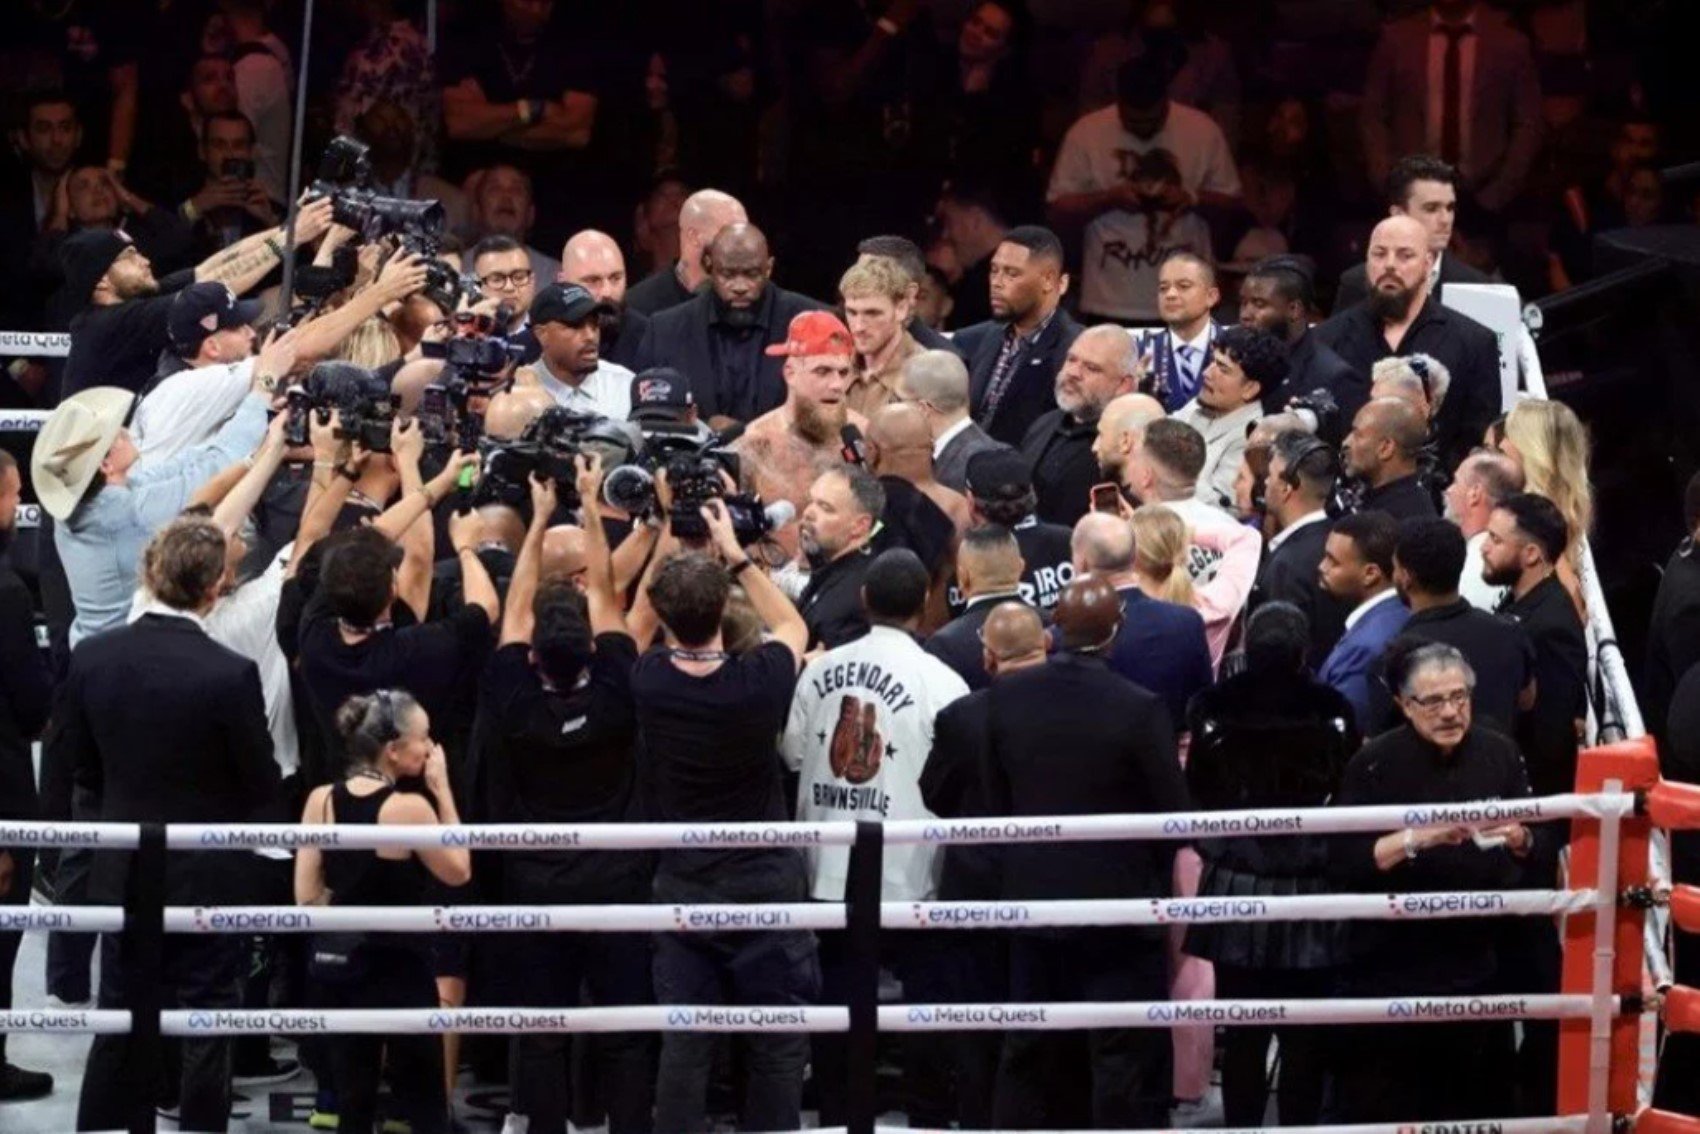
[178,111,280,257]
[60,195,335,398]
[483,457,655,1134]
[630,501,816,1133]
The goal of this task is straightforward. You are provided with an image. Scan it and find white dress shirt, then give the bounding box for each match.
[536,357,635,420]
[1267,508,1328,555]
[1344,586,1401,632]
[932,415,973,459]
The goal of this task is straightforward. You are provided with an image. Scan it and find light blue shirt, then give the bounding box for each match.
[58,393,269,648]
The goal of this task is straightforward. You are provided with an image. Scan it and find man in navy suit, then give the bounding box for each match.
[951,226,1083,447]
[925,524,1034,690]
[1070,512,1213,727]
[1317,510,1409,730]
[1139,251,1221,412]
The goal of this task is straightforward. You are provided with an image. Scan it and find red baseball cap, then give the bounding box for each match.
[765,311,854,359]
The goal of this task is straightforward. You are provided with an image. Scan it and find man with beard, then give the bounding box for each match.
[1313,214,1500,472]
[634,223,825,425]
[1444,449,1521,612]
[797,466,886,650]
[952,226,1083,446]
[841,257,925,419]
[1333,156,1490,313]
[58,196,334,399]
[561,229,648,369]
[1022,325,1141,527]
[1239,256,1367,421]
[735,312,863,547]
[626,188,747,317]
[1341,397,1438,522]
[470,164,561,288]
[1090,391,1167,497]
[530,283,635,420]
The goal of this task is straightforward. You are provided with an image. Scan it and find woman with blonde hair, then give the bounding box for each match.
[335,316,403,369]
[1500,398,1592,615]
[1131,504,1262,670]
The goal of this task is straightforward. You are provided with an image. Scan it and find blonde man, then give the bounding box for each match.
[840,257,924,418]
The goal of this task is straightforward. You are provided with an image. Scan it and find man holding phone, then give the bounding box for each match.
[178,111,279,257]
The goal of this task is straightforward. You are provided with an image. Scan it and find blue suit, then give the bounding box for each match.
[1138,322,1221,412]
[1318,593,1411,731]
[1099,586,1214,730]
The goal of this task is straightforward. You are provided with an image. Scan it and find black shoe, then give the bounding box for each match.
[0,1063,52,1102]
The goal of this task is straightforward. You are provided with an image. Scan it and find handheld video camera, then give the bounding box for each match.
[283,362,398,454]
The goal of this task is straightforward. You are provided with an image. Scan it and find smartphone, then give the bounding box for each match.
[220,158,257,181]
[1090,482,1123,514]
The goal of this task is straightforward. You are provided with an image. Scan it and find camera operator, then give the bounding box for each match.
[630,501,816,1133]
[482,457,655,1134]
[178,111,280,257]
[798,466,886,650]
[470,235,542,362]
[59,195,335,399]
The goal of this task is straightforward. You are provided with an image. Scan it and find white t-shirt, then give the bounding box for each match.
[1048,101,1242,207]
[782,626,969,902]
[536,358,635,421]
[134,358,256,467]
[1081,210,1213,321]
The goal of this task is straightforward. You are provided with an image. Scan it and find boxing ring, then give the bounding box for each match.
[4,738,1700,1134]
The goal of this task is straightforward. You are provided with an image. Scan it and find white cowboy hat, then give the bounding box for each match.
[31,386,136,521]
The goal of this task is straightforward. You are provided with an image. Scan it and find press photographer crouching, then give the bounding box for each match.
[294,689,471,1134]
[478,458,655,1133]
[629,499,818,1132]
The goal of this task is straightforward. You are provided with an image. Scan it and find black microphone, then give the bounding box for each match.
[840,424,867,467]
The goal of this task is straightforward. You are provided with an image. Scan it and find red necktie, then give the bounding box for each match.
[1440,24,1470,166]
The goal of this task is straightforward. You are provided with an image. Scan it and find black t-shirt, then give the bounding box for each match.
[436,27,603,181]
[630,640,804,900]
[297,591,492,776]
[479,637,647,900]
[944,514,1075,618]
[60,268,195,400]
[800,548,872,650]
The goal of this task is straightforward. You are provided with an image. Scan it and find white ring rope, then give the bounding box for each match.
[0,791,1636,853]
[888,1121,1592,1134]
[0,889,1600,936]
[0,994,1611,1037]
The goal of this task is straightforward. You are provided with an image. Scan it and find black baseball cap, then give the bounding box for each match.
[60,228,133,307]
[168,282,263,358]
[629,366,694,423]
[965,447,1033,502]
[530,283,611,327]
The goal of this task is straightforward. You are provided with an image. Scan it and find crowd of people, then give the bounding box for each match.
[0,0,1687,1132]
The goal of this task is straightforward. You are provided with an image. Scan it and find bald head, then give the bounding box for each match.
[541,524,589,584]
[1366,215,1435,320]
[1054,575,1124,652]
[390,358,445,417]
[485,385,557,441]
[981,601,1046,672]
[1100,393,1165,438]
[560,229,628,307]
[679,188,746,272]
[1071,512,1137,575]
[1344,396,1427,484]
[478,504,527,553]
[709,222,768,265]
[868,403,932,457]
[1092,392,1166,484]
[1371,214,1430,255]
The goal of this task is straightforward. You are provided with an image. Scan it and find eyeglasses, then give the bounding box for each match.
[1404,688,1472,712]
[479,268,534,290]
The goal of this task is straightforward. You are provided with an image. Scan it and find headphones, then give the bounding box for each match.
[1278,435,1336,490]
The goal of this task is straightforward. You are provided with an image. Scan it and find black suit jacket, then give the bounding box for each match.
[1019,408,1099,528]
[1252,516,1346,668]
[933,420,1006,494]
[632,284,825,422]
[605,306,650,371]
[982,653,1189,929]
[921,687,1001,899]
[0,564,50,820]
[46,614,279,904]
[1333,252,1491,314]
[924,593,1026,691]
[1287,330,1371,430]
[955,309,1084,446]
[1645,543,1700,748]
[908,315,962,357]
[1313,297,1501,471]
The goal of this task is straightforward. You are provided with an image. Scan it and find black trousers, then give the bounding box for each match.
[935,929,1008,1130]
[1214,964,1330,1126]
[993,931,1172,1129]
[1326,1018,1513,1122]
[79,932,245,1132]
[0,846,35,1065]
[507,930,656,1134]
[315,945,445,1134]
[812,928,955,1128]
[47,786,98,1003]
[1656,832,1700,1113]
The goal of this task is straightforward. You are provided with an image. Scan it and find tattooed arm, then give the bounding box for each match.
[194,198,335,295]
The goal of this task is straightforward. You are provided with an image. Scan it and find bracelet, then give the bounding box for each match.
[265,236,285,260]
[333,463,359,481]
[729,558,754,578]
[1403,828,1419,861]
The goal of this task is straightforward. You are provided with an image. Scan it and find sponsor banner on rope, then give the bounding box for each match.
[0,907,117,932]
[1400,800,1545,827]
[677,826,823,848]
[1384,997,1530,1021]
[1390,893,1508,916]
[671,905,797,931]
[1146,1002,1289,1023]
[1395,1125,1507,1134]
[433,909,554,931]
[191,827,346,849]
[917,820,1069,844]
[178,1010,332,1034]
[0,822,122,848]
[189,907,319,932]
[658,1007,818,1030]
[1159,814,1305,837]
[0,1009,114,1032]
[900,1005,1051,1028]
[908,902,1033,928]
[439,828,582,848]
[1153,897,1270,922]
[0,331,70,356]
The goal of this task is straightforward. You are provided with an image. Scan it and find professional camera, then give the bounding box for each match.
[604,429,784,544]
[421,309,524,380]
[476,407,635,513]
[314,135,446,244]
[283,362,397,453]
[1286,387,1343,445]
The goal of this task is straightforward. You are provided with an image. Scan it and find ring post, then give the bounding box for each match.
[845,820,884,1134]
[1559,737,1659,1124]
[123,823,168,1134]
